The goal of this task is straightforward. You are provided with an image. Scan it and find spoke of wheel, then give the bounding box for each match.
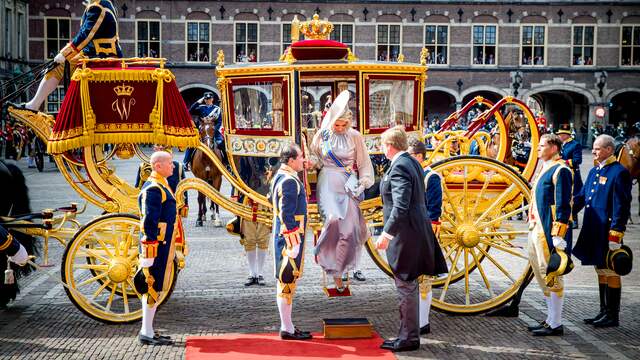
[474,184,516,226]
[464,248,470,305]
[442,183,463,223]
[122,282,130,314]
[472,170,493,216]
[479,238,528,260]
[441,212,457,228]
[105,283,117,311]
[123,226,135,257]
[94,235,114,259]
[92,279,111,299]
[479,204,530,230]
[476,246,516,283]
[439,247,463,302]
[127,279,142,300]
[111,224,120,257]
[77,248,110,263]
[74,263,109,271]
[470,248,494,298]
[479,230,528,237]
[462,166,469,222]
[78,271,109,288]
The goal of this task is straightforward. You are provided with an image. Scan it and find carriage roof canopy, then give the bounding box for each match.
[48,58,199,154]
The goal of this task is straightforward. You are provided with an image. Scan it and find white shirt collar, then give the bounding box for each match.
[391,151,407,165]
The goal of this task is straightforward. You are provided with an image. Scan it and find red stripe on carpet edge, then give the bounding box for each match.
[185,332,397,360]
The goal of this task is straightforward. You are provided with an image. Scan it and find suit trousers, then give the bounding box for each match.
[394,276,420,342]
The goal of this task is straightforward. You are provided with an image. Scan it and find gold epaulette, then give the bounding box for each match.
[608,230,624,243]
[551,221,569,238]
[0,233,13,251]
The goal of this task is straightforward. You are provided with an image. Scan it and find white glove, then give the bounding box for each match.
[54,53,66,64]
[552,236,567,251]
[284,244,300,259]
[609,241,622,251]
[197,97,205,104]
[139,257,154,268]
[8,244,28,266]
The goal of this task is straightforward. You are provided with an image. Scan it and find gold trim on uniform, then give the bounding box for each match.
[141,242,158,258]
[0,233,13,251]
[551,221,569,238]
[608,230,624,243]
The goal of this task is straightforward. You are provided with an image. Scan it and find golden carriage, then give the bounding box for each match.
[5,15,541,323]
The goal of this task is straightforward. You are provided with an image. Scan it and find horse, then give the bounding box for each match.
[191,119,224,227]
[616,136,640,216]
[0,160,39,309]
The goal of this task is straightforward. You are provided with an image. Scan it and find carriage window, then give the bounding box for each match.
[367,78,415,130]
[231,79,287,133]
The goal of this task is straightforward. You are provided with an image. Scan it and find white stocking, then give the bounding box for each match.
[549,292,563,328]
[26,76,60,111]
[544,295,551,324]
[419,290,432,327]
[256,249,267,276]
[276,295,294,333]
[140,295,157,337]
[246,249,257,277]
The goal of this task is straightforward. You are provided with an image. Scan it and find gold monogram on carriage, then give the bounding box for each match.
[112,83,136,121]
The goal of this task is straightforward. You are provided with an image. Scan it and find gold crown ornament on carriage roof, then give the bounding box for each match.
[299,14,334,40]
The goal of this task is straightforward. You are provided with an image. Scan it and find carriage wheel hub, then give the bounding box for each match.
[108,257,131,283]
[456,224,480,248]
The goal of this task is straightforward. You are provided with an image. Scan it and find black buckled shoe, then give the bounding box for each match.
[532,324,564,336]
[244,276,257,286]
[380,339,420,352]
[527,321,548,332]
[420,324,431,335]
[353,270,366,282]
[280,329,312,340]
[154,332,171,340]
[256,275,266,286]
[138,334,174,345]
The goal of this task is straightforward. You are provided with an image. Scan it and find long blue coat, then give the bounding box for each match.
[561,138,583,196]
[138,173,177,292]
[69,1,122,58]
[572,156,632,266]
[423,168,442,222]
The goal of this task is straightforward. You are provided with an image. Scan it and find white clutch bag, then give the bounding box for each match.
[345,173,363,199]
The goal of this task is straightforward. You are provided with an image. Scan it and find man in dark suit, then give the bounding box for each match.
[375,126,447,352]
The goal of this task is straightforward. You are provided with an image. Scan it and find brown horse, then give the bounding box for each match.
[191,119,224,227]
[617,136,640,216]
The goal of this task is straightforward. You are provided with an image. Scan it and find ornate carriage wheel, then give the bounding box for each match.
[61,214,177,324]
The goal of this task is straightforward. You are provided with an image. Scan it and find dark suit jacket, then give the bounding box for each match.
[380,152,448,281]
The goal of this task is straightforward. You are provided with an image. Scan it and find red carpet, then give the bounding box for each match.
[185,332,397,360]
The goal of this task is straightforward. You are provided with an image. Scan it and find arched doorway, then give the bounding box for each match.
[459,89,503,128]
[424,89,456,128]
[529,90,589,145]
[609,91,640,129]
[180,86,219,108]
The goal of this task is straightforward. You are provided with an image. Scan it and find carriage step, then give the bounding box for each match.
[323,286,352,298]
[323,318,372,339]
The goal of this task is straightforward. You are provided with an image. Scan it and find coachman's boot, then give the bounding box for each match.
[593,287,620,328]
[584,284,607,324]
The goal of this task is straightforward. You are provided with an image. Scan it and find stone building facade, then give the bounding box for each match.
[0,0,29,102]
[20,0,640,132]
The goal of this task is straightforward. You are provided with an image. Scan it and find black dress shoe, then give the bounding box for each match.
[592,313,619,328]
[527,321,547,332]
[256,275,266,286]
[154,332,171,340]
[294,327,311,336]
[381,339,420,352]
[420,324,431,335]
[138,334,174,345]
[280,330,312,340]
[353,270,366,281]
[244,276,257,286]
[584,310,607,324]
[380,339,396,349]
[532,324,563,336]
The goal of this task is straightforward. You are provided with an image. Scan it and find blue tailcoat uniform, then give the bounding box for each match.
[63,1,122,58]
[189,102,223,145]
[572,156,632,266]
[138,173,177,292]
[423,168,442,222]
[270,166,307,294]
[561,138,583,196]
[532,160,573,255]
[0,225,21,257]
[135,160,187,205]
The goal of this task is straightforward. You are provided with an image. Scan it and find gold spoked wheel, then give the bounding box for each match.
[430,156,532,314]
[61,214,176,324]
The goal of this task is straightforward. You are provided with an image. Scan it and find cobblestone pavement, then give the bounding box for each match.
[1,150,639,359]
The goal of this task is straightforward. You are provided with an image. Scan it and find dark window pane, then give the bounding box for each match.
[150,22,160,41]
[437,26,448,44]
[534,26,545,45]
[236,23,246,42]
[425,26,436,44]
[522,47,532,65]
[200,23,209,41]
[473,46,483,64]
[584,26,594,45]
[473,26,483,44]
[389,45,400,60]
[150,42,160,57]
[622,27,632,45]
[187,43,198,61]
[486,26,496,44]
[343,25,353,43]
[437,45,447,64]
[573,47,582,64]
[522,26,532,45]
[59,19,70,39]
[621,47,632,65]
[187,23,197,41]
[46,19,57,39]
[283,24,291,43]
[137,43,148,57]
[425,46,435,63]
[138,22,148,40]
[46,40,57,58]
[634,27,640,45]
[633,47,640,65]
[378,25,388,43]
[248,23,258,42]
[573,27,583,45]
[390,25,400,43]
[236,44,246,61]
[330,24,340,41]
